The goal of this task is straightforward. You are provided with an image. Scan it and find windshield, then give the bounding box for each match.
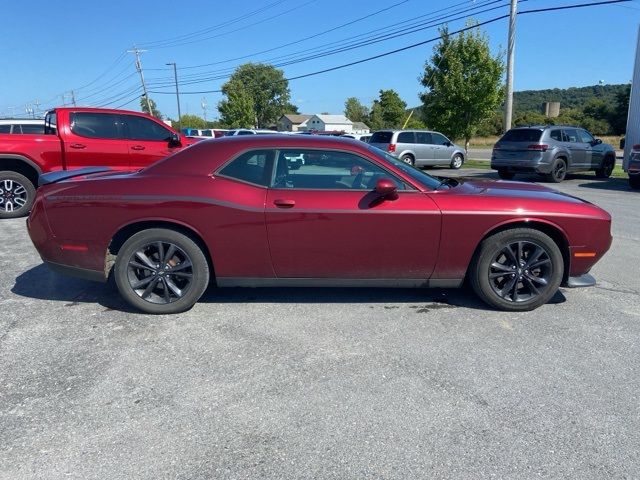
[365,144,442,190]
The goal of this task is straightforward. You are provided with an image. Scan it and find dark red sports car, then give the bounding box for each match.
[27,135,612,314]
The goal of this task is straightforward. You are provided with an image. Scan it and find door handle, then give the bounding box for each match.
[69,143,86,149]
[131,145,145,151]
[273,199,295,208]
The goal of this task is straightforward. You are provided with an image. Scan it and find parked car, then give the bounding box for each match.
[0,107,198,218]
[224,129,279,136]
[627,143,640,189]
[28,135,611,314]
[341,133,371,142]
[368,130,465,169]
[491,126,617,182]
[0,119,45,134]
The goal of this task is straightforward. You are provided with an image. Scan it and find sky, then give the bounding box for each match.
[2,0,640,121]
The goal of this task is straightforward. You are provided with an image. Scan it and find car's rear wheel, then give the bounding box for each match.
[400,154,414,166]
[469,228,564,311]
[630,175,640,190]
[497,169,515,180]
[595,156,615,178]
[0,171,35,219]
[114,228,210,314]
[545,158,567,183]
[450,153,464,169]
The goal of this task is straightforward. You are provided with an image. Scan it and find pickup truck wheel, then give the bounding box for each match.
[595,156,615,178]
[114,228,210,314]
[469,228,563,311]
[0,171,35,219]
[545,158,567,183]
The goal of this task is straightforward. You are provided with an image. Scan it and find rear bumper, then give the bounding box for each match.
[491,159,552,174]
[44,260,106,283]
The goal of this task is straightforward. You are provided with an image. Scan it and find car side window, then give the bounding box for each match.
[431,133,449,145]
[20,124,45,134]
[124,115,173,141]
[0,125,10,134]
[217,149,274,187]
[271,149,407,191]
[70,112,121,139]
[578,129,595,144]
[550,130,562,141]
[563,129,580,143]
[416,132,433,144]
[397,132,415,143]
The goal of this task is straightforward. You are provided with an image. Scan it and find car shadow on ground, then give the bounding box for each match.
[11,263,566,314]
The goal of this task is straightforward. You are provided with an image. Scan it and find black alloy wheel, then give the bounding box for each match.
[546,158,567,183]
[114,229,209,314]
[595,157,615,179]
[0,171,35,219]
[470,228,563,311]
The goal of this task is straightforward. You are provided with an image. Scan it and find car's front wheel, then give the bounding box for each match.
[0,171,35,219]
[469,228,564,311]
[450,153,464,169]
[114,228,210,314]
[595,156,615,178]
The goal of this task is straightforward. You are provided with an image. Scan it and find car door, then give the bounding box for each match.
[415,131,434,165]
[431,132,453,164]
[64,112,129,170]
[562,128,588,169]
[265,148,441,279]
[122,114,182,169]
[578,129,601,169]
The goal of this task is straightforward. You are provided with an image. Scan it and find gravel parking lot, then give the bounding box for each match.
[1,170,639,479]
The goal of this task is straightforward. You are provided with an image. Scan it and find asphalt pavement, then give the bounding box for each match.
[1,170,639,479]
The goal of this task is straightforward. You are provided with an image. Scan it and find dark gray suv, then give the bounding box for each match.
[491,126,616,182]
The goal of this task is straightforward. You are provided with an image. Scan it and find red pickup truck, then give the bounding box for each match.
[0,107,199,218]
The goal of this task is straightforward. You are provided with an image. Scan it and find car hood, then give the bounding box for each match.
[445,177,590,205]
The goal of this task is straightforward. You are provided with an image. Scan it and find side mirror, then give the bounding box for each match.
[169,133,182,147]
[594,138,602,145]
[375,178,398,198]
[445,141,452,147]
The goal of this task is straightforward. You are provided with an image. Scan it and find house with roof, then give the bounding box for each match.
[351,121,370,134]
[301,114,353,133]
[277,114,312,132]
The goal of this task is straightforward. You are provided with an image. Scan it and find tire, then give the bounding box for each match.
[114,228,210,314]
[469,228,564,311]
[400,154,414,166]
[595,156,615,178]
[545,158,567,183]
[450,153,464,170]
[630,175,640,190]
[497,168,515,180]
[0,171,36,219]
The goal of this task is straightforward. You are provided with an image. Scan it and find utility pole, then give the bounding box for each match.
[60,94,66,107]
[201,97,208,122]
[166,62,182,129]
[33,99,40,117]
[128,47,153,114]
[504,0,518,132]
[70,90,77,107]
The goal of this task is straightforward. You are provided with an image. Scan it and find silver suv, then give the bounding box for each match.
[369,130,465,169]
[491,126,616,183]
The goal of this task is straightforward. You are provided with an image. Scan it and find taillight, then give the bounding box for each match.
[527,144,549,152]
[388,144,396,153]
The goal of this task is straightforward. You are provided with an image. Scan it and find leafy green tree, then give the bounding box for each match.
[179,114,207,129]
[140,96,162,119]
[420,25,504,150]
[368,89,407,130]
[344,97,370,123]
[609,84,630,134]
[218,63,295,128]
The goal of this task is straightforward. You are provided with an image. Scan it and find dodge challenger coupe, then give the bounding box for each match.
[27,135,612,314]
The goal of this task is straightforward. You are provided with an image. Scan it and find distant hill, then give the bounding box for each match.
[512,84,629,114]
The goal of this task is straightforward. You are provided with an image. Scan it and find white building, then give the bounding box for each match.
[351,121,370,134]
[301,114,353,133]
